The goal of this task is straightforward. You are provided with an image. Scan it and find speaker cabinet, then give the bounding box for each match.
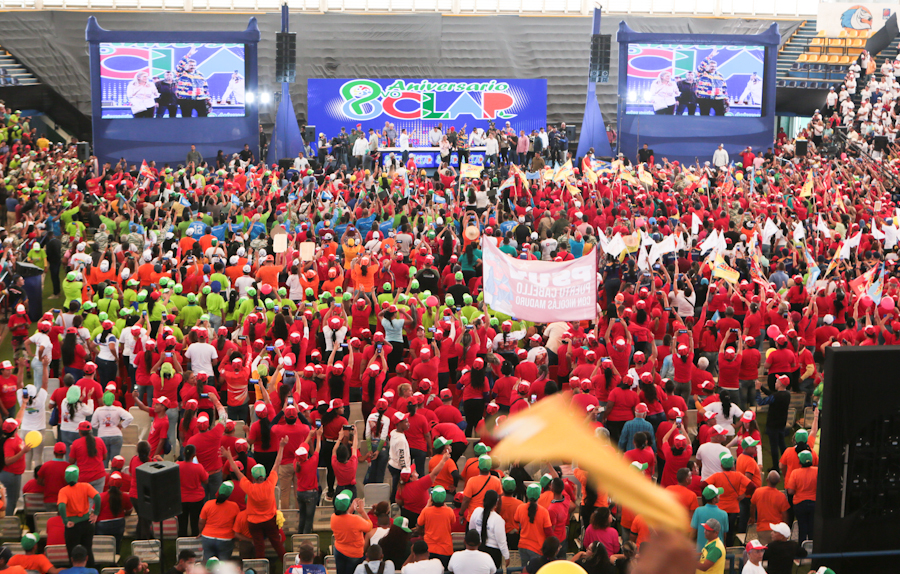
[276,32,297,84]
[76,142,90,162]
[135,461,182,523]
[795,139,808,157]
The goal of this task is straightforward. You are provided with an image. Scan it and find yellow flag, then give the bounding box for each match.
[620,171,637,185]
[583,167,598,184]
[491,395,689,532]
[712,253,740,284]
[566,183,582,197]
[801,171,814,198]
[553,160,573,182]
[460,163,483,179]
[637,165,653,186]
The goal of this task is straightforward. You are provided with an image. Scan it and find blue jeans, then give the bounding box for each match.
[297,490,318,534]
[209,315,223,332]
[96,518,125,555]
[201,536,234,561]
[334,548,363,574]
[166,407,178,454]
[101,435,123,467]
[136,385,153,407]
[31,357,44,390]
[0,471,21,515]
[364,447,388,485]
[60,430,79,450]
[97,358,117,387]
[519,548,540,568]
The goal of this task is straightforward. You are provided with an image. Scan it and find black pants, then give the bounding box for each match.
[767,428,787,469]
[133,109,155,118]
[676,102,697,115]
[131,496,153,539]
[463,398,485,438]
[65,520,95,567]
[49,262,61,295]
[178,499,204,537]
[458,150,469,165]
[321,440,337,495]
[157,103,177,118]
[179,98,208,117]
[605,420,627,445]
[654,105,675,115]
[725,512,739,547]
[795,500,815,543]
[483,546,503,568]
[698,99,726,116]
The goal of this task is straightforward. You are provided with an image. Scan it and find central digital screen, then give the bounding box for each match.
[99,42,246,119]
[625,44,765,117]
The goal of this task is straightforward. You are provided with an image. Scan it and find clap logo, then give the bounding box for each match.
[339,79,518,121]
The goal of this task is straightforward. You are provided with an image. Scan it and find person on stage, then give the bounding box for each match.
[126,72,159,119]
[696,54,729,116]
[155,71,178,118]
[675,72,698,116]
[222,71,245,105]
[650,71,679,115]
[176,47,211,117]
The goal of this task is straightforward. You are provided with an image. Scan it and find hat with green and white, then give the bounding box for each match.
[702,485,724,500]
[477,454,493,471]
[334,490,353,512]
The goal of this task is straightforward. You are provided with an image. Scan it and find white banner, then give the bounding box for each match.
[817,3,895,37]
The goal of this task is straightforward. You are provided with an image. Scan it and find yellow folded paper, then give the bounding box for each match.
[491,394,689,533]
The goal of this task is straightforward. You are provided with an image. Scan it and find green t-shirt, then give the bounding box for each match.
[460,250,482,272]
[178,304,204,328]
[62,280,83,307]
[27,248,47,269]
[206,293,226,316]
[209,273,230,292]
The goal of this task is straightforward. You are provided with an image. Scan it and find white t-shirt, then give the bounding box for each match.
[741,560,767,574]
[17,388,48,431]
[468,508,509,558]
[28,332,53,360]
[286,274,303,300]
[447,550,496,574]
[401,560,445,574]
[368,526,390,546]
[388,429,411,471]
[703,402,744,435]
[696,442,730,480]
[94,333,119,362]
[60,398,95,432]
[92,405,135,437]
[185,342,219,376]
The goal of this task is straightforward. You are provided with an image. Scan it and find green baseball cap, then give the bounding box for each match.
[539,473,552,488]
[65,465,80,483]
[445,295,455,306]
[431,486,447,503]
[265,299,275,309]
[202,286,211,295]
[433,437,451,451]
[137,291,147,302]
[526,483,541,500]
[66,386,81,404]
[474,443,491,456]
[455,272,464,281]
[798,450,813,465]
[334,490,353,512]
[206,558,220,571]
[393,516,412,533]
[501,476,516,493]
[702,485,724,500]
[383,282,392,291]
[103,392,115,406]
[219,481,234,497]
[82,301,95,311]
[795,429,809,443]
[477,454,493,471]
[98,312,108,322]
[187,293,197,303]
[410,280,419,290]
[174,284,183,294]
[257,363,268,377]
[463,294,473,305]
[250,464,267,480]
[161,363,175,377]
[342,292,352,302]
[200,314,210,322]
[20,533,38,550]
[719,452,735,469]
[741,437,760,450]
[247,287,257,297]
[305,288,314,297]
[104,286,115,297]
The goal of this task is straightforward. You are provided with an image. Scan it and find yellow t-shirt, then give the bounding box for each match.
[696,538,726,574]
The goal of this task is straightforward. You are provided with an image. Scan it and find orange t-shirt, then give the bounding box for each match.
[749,486,789,532]
[233,510,252,539]
[630,514,652,547]
[462,475,502,520]
[620,506,635,531]
[705,471,751,514]
[200,499,241,539]
[240,472,278,523]
[665,484,700,516]
[574,468,608,508]
[256,265,281,289]
[780,448,818,485]
[786,466,818,504]
[736,454,761,488]
[330,513,372,559]
[428,455,459,491]
[499,495,524,534]
[350,264,377,292]
[9,554,53,574]
[58,482,98,518]
[514,501,552,554]
[417,504,456,556]
[461,460,480,484]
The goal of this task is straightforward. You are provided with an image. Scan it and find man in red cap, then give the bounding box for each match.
[186,393,228,500]
[37,442,70,507]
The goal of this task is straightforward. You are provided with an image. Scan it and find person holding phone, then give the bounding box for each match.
[659,419,693,487]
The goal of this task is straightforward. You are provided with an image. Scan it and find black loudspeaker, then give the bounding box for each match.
[135,461,181,523]
[565,125,577,143]
[275,32,297,84]
[589,34,612,84]
[305,125,315,145]
[816,347,900,574]
[278,158,294,171]
[874,135,888,151]
[76,142,90,162]
[795,138,808,156]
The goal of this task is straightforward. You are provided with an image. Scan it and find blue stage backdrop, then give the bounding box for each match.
[307,78,547,145]
[86,17,260,167]
[616,22,779,165]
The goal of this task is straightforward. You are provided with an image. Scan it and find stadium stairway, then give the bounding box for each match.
[777,20,817,82]
[0,46,38,86]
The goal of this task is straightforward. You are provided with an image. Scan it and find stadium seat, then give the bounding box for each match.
[324,556,336,574]
[45,546,70,567]
[242,559,269,574]
[6,543,23,555]
[176,537,203,557]
[313,506,333,531]
[363,483,390,506]
[452,532,466,551]
[283,554,298,567]
[0,517,21,540]
[291,534,320,553]
[33,512,54,537]
[93,536,119,565]
[122,424,140,445]
[151,517,178,539]
[796,53,810,63]
[131,540,161,564]
[23,493,46,516]
[119,444,137,466]
[282,509,299,535]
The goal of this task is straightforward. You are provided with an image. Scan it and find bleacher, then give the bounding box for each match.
[0,46,39,86]
[776,21,864,89]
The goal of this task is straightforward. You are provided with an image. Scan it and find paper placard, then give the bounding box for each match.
[299,242,316,262]
[273,234,288,254]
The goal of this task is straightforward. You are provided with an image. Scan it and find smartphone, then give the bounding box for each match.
[342,424,353,431]
[142,311,147,316]
[266,346,275,352]
[238,336,247,340]
[530,394,537,403]
[376,343,383,352]
[165,352,172,358]
[53,309,60,314]
[315,420,322,428]
[200,393,209,399]
[340,342,348,348]
[287,397,294,405]
[428,327,436,332]
[676,417,682,425]
[664,307,671,312]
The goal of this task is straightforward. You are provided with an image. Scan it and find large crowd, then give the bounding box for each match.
[0,64,887,574]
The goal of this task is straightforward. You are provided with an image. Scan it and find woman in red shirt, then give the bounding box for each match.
[0,418,29,514]
[178,444,210,537]
[602,377,639,444]
[69,420,108,492]
[95,471,132,551]
[458,358,489,437]
[133,341,159,406]
[318,400,348,499]
[247,401,278,474]
[61,327,88,380]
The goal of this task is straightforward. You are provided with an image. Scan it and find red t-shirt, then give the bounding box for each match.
[178,461,210,502]
[148,414,169,456]
[186,425,225,473]
[38,459,70,504]
[296,452,320,492]
[766,348,797,374]
[70,436,108,482]
[717,352,741,390]
[332,450,358,486]
[397,475,433,514]
[606,387,638,422]
[98,491,133,521]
